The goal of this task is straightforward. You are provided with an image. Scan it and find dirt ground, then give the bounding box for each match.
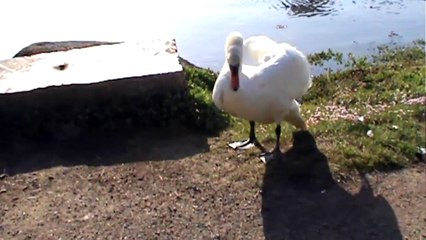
[0,129,425,240]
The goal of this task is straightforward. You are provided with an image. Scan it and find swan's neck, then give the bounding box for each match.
[224,32,245,91]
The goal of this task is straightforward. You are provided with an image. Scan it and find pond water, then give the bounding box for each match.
[1,0,424,71]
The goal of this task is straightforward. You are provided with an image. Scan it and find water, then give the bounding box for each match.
[1,0,424,71]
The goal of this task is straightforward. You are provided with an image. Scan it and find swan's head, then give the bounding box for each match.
[225,32,243,91]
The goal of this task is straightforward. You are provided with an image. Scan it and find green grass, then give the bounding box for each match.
[182,66,230,132]
[187,40,425,172]
[302,40,425,171]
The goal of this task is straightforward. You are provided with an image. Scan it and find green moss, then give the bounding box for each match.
[181,66,230,132]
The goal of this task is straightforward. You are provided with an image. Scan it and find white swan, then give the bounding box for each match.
[212,32,312,162]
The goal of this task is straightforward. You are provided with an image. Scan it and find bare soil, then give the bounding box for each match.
[0,129,425,240]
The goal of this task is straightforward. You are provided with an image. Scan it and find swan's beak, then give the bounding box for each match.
[229,64,239,91]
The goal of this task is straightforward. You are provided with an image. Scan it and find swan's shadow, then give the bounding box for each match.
[262,131,403,240]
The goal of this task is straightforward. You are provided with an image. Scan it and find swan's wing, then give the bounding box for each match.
[250,43,312,100]
[243,36,278,66]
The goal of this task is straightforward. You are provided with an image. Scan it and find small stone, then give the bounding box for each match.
[367,130,374,137]
[212,234,221,240]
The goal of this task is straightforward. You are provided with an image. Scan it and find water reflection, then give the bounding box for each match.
[357,0,404,10]
[272,0,338,17]
[271,0,407,17]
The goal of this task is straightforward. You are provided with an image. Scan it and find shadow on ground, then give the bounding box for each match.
[0,127,209,176]
[262,131,403,240]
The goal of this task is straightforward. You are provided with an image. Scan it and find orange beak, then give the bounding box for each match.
[229,64,239,91]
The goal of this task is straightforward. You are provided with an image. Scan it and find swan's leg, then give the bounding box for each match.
[229,121,265,151]
[259,124,282,164]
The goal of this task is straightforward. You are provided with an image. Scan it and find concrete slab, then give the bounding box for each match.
[0,39,184,94]
[0,39,188,141]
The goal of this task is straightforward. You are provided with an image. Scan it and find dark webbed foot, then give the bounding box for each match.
[228,121,266,152]
[259,148,282,164]
[258,124,282,164]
